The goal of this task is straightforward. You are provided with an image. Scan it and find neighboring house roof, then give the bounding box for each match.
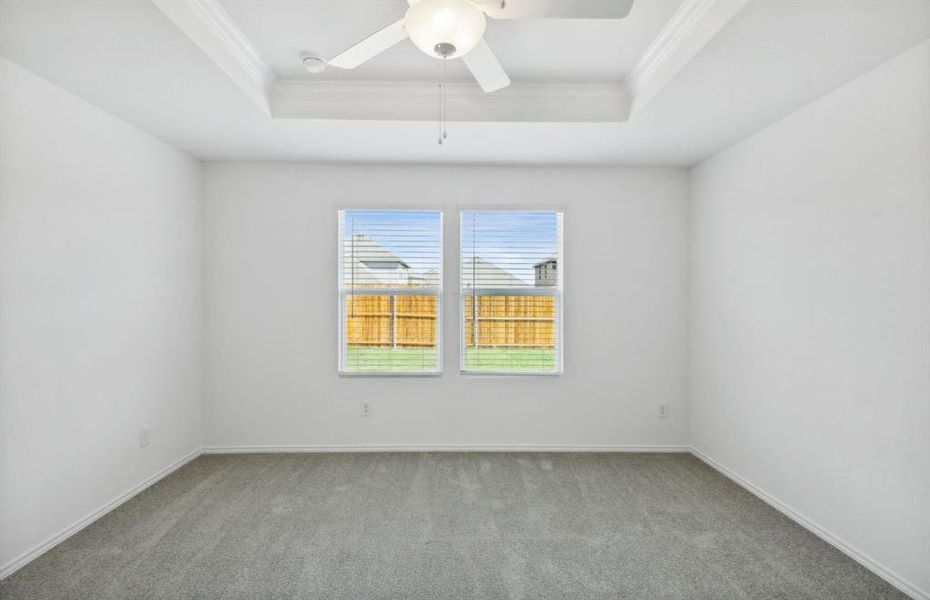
[344,235,442,288]
[348,234,410,268]
[345,237,534,289]
[462,257,529,288]
[534,254,558,268]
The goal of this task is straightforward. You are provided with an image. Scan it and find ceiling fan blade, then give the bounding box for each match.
[462,38,511,93]
[474,0,634,19]
[328,19,408,69]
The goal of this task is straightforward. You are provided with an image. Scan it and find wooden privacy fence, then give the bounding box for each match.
[464,295,556,348]
[346,295,438,347]
[346,294,556,348]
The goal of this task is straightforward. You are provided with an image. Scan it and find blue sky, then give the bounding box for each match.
[343,210,560,282]
[461,210,560,284]
[343,210,441,274]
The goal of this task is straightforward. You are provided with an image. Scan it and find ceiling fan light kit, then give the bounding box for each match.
[326,0,633,90]
[405,0,487,60]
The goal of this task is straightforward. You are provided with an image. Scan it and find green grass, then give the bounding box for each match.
[344,346,438,372]
[343,346,558,373]
[465,347,557,372]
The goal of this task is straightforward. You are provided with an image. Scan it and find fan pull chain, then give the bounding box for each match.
[442,55,448,141]
[438,55,448,145]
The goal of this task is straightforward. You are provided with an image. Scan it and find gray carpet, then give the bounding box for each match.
[0,453,906,599]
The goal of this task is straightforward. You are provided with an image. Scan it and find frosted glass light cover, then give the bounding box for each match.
[404,0,487,59]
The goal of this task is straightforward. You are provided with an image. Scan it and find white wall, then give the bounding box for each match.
[204,164,689,449]
[689,41,930,597]
[0,59,203,571]
[5,31,926,594]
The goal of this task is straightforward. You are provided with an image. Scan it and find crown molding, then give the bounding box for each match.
[151,0,274,114]
[270,80,631,122]
[626,0,748,117]
[150,0,741,124]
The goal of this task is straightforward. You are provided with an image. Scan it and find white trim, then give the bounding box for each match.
[0,447,203,581]
[202,444,689,454]
[151,0,274,114]
[340,288,441,297]
[626,0,748,117]
[459,287,558,296]
[271,81,631,123]
[690,447,928,600]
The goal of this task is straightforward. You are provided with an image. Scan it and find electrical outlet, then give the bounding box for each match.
[657,403,669,418]
[140,426,150,448]
[360,401,373,417]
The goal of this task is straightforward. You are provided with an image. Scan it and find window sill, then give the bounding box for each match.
[338,370,443,378]
[459,370,564,377]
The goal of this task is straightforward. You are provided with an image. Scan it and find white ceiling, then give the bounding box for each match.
[218,0,681,83]
[1,0,928,166]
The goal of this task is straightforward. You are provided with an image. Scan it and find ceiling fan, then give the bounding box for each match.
[327,0,635,93]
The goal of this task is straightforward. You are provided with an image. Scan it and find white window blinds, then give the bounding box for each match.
[338,210,442,374]
[460,210,563,374]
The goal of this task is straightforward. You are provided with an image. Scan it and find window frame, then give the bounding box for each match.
[458,209,564,377]
[337,208,444,377]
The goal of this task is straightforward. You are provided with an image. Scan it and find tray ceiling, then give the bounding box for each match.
[1,0,927,165]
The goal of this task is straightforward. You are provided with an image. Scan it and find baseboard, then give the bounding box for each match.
[202,443,690,454]
[690,446,928,600]
[0,447,203,581]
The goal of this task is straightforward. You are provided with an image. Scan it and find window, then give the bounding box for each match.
[338,210,442,374]
[460,210,563,374]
